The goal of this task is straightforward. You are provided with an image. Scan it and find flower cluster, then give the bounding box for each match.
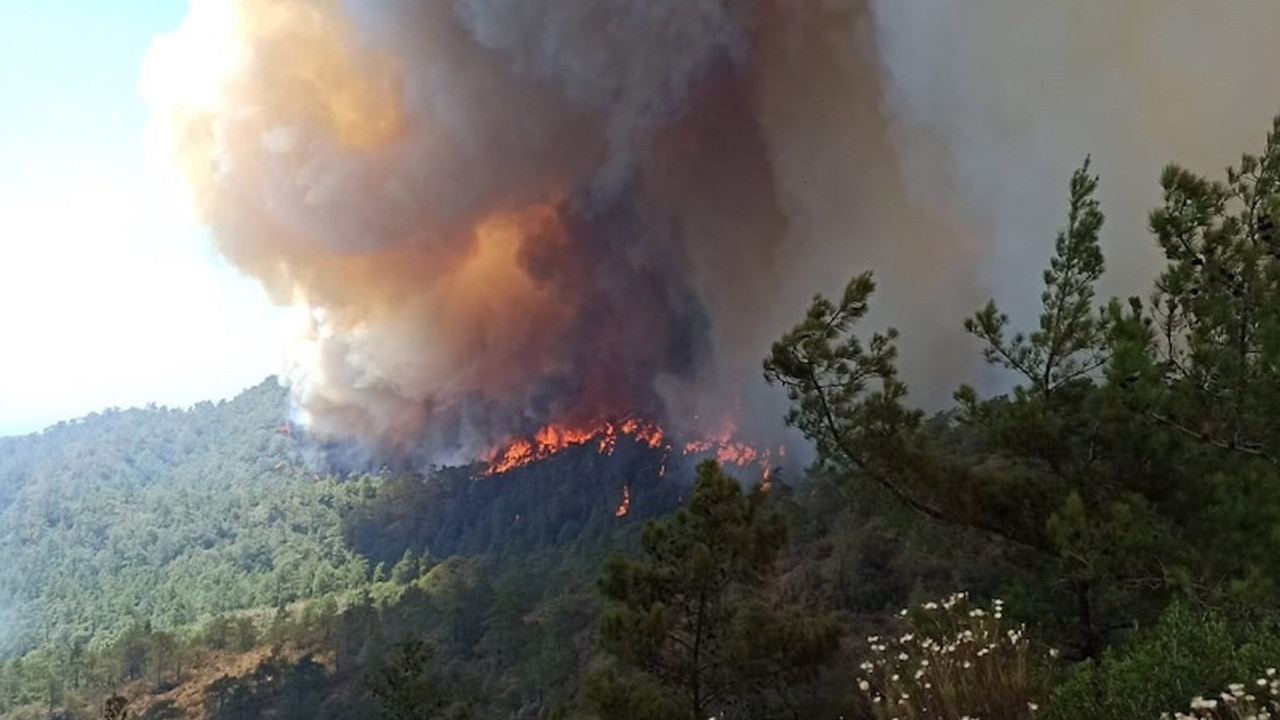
[1161,669,1280,720]
[855,593,1050,720]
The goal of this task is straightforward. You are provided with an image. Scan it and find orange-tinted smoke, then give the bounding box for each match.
[137,0,986,462]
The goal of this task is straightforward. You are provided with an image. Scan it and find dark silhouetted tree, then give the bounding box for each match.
[593,460,838,720]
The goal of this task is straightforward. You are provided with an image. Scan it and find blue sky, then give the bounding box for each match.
[0,1,289,435]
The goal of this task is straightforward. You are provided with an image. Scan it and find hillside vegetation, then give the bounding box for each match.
[6,115,1280,720]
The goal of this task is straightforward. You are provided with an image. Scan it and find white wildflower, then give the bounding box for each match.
[1190,696,1218,710]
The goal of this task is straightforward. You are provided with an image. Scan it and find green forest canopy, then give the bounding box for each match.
[4,113,1280,720]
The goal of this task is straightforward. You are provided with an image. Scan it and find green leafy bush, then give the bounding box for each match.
[1046,603,1280,720]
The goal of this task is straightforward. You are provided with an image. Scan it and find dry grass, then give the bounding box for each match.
[115,643,333,720]
[855,593,1050,720]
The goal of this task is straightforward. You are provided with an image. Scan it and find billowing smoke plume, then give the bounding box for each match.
[141,0,1280,462]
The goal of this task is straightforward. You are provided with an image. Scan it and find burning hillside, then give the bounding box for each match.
[481,416,781,484]
[483,418,666,475]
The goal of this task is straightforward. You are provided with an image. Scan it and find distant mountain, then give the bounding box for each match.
[0,377,879,720]
[0,378,682,661]
[0,377,295,500]
[0,378,330,654]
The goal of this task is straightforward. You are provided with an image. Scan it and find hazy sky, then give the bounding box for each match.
[0,1,290,436]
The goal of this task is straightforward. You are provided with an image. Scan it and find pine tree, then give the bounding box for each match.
[592,460,838,720]
[366,640,468,720]
[102,694,128,720]
[767,122,1280,662]
[765,160,1172,657]
[963,157,1109,397]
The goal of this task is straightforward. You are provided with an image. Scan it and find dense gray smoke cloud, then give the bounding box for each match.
[141,0,1280,461]
[869,2,1280,324]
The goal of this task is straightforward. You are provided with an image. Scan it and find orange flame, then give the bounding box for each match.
[681,416,780,483]
[482,414,781,492]
[614,486,631,517]
[484,417,667,475]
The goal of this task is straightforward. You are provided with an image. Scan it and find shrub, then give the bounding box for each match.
[1046,602,1280,720]
[1161,669,1280,719]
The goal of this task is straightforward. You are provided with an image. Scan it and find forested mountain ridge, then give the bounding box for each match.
[0,380,692,719]
[0,378,295,501]
[0,378,672,656]
[0,379,358,655]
